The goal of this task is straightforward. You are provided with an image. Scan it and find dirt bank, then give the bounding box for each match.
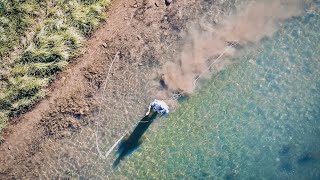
[0,0,236,178]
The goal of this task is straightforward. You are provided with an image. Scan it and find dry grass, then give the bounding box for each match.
[0,0,110,142]
[0,0,45,57]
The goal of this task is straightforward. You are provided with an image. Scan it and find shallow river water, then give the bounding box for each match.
[116,6,320,180]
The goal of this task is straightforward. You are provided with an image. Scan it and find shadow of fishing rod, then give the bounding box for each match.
[112,111,159,168]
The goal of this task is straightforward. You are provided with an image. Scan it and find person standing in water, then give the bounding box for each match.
[146,99,169,117]
[113,99,169,168]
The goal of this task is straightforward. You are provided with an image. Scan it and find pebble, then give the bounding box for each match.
[102,43,108,48]
[165,0,172,5]
[249,59,255,65]
[138,63,143,66]
[133,4,138,8]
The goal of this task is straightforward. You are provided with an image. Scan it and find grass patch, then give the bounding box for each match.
[0,0,110,141]
[0,0,45,57]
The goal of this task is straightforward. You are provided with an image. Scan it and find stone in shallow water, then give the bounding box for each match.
[297,152,316,166]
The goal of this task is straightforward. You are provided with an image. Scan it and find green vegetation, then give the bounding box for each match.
[0,0,44,57]
[0,0,110,141]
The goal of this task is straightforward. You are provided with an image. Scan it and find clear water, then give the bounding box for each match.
[116,9,320,179]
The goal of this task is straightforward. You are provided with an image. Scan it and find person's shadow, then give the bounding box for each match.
[113,111,159,168]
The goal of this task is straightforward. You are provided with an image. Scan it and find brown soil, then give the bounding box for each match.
[0,0,234,179]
